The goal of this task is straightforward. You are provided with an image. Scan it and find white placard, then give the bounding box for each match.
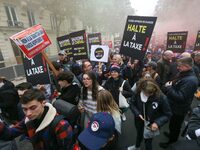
[90,45,109,62]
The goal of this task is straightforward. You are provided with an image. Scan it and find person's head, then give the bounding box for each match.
[57,71,74,88]
[110,64,120,79]
[83,71,98,89]
[78,112,115,150]
[146,51,152,59]
[16,82,33,98]
[51,61,63,73]
[20,89,46,120]
[163,50,174,62]
[82,60,92,73]
[194,52,200,65]
[112,54,123,65]
[177,57,193,72]
[58,50,67,62]
[180,52,191,58]
[136,79,161,99]
[97,90,120,114]
[146,61,157,71]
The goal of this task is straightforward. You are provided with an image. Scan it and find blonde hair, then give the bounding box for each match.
[113,54,124,65]
[97,90,120,115]
[136,78,161,97]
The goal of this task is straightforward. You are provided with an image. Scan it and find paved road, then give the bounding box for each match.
[4,92,200,150]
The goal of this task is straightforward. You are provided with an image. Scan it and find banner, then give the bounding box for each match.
[90,45,109,63]
[194,31,200,51]
[22,53,51,86]
[166,31,188,53]
[57,34,73,57]
[120,16,157,60]
[10,24,51,59]
[88,33,102,51]
[70,30,88,60]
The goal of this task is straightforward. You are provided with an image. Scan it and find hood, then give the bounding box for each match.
[25,103,57,133]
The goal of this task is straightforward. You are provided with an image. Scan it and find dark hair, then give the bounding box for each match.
[82,71,99,100]
[57,71,74,83]
[20,89,46,104]
[51,61,62,71]
[16,82,33,90]
[82,60,91,70]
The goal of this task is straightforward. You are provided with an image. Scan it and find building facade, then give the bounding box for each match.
[0,0,83,67]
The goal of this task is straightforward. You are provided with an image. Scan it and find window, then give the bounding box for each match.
[50,15,57,30]
[27,10,36,26]
[5,5,18,26]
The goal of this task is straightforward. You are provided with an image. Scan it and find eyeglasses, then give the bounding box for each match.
[83,77,91,81]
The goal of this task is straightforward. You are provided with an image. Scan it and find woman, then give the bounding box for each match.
[104,64,133,121]
[97,90,121,134]
[78,71,104,128]
[128,79,172,150]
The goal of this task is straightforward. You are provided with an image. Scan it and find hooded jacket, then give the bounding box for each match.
[0,103,73,150]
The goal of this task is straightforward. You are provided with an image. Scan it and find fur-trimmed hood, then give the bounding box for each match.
[25,103,57,133]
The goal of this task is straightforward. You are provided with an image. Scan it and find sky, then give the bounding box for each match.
[130,0,159,16]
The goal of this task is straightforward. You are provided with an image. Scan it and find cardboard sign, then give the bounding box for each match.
[167,31,188,53]
[70,30,88,60]
[194,31,200,51]
[10,24,51,59]
[57,34,73,57]
[22,53,51,86]
[120,16,157,60]
[88,33,102,51]
[90,45,109,62]
[114,37,122,53]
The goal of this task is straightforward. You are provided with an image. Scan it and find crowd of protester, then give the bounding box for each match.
[0,48,200,150]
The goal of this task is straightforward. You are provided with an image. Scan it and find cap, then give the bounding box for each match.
[78,112,115,150]
[58,50,66,55]
[110,64,121,73]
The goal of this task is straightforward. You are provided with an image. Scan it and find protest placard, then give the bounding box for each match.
[22,53,51,86]
[88,33,102,52]
[167,31,188,53]
[70,30,88,60]
[57,34,73,57]
[194,31,200,51]
[90,45,109,63]
[10,24,51,59]
[120,16,157,60]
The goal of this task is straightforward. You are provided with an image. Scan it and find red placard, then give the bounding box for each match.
[10,24,51,59]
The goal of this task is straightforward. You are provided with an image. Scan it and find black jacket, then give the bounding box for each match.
[166,70,198,115]
[104,77,133,105]
[130,93,172,127]
[59,83,80,105]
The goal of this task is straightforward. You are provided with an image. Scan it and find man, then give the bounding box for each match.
[57,50,70,71]
[77,60,99,85]
[157,50,174,87]
[167,104,200,150]
[0,89,73,150]
[57,71,80,105]
[160,57,198,148]
[78,112,117,150]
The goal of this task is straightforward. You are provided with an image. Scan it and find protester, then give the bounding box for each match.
[57,71,80,105]
[167,105,200,150]
[128,79,171,150]
[57,50,70,71]
[78,112,117,150]
[78,71,104,128]
[15,82,33,120]
[97,90,121,134]
[160,57,198,148]
[0,89,73,150]
[77,60,99,85]
[0,77,19,123]
[157,50,174,87]
[104,64,133,121]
